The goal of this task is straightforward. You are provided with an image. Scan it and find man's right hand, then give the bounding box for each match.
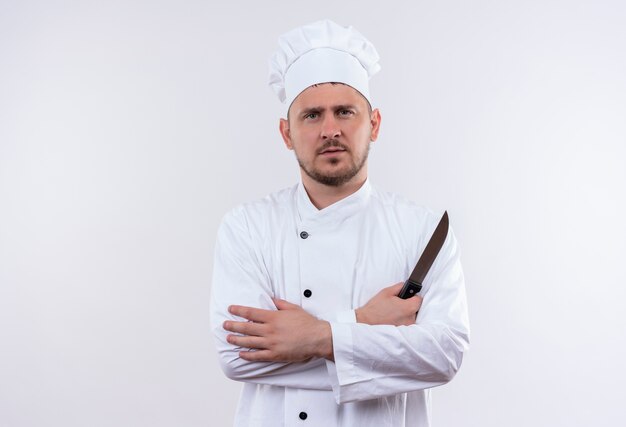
[355,282,423,326]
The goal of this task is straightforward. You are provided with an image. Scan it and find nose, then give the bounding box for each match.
[320,114,341,140]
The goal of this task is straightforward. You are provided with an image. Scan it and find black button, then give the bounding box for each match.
[299,412,308,420]
[300,231,309,239]
[303,289,312,298]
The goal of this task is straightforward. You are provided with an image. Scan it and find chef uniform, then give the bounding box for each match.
[210,20,470,427]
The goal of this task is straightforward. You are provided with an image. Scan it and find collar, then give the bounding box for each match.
[296,178,372,225]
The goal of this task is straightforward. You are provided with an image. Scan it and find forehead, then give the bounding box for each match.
[289,83,369,114]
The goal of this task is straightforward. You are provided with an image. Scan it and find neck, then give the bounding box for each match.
[301,169,368,210]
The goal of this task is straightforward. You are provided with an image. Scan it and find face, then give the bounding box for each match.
[279,83,381,187]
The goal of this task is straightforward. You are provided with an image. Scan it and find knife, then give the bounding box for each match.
[398,211,449,299]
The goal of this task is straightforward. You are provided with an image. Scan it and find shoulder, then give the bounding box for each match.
[367,185,459,274]
[369,186,440,231]
[219,184,298,234]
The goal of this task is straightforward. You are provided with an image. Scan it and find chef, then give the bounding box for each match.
[210,19,470,427]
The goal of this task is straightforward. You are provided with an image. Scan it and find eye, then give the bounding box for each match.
[338,109,354,117]
[304,112,319,120]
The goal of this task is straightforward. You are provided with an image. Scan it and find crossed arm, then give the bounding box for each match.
[223,282,423,363]
[210,208,469,402]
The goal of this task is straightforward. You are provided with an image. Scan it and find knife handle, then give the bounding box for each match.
[398,279,422,299]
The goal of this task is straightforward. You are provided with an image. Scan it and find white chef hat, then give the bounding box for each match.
[268,19,381,110]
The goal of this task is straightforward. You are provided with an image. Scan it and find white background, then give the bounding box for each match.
[1,0,625,426]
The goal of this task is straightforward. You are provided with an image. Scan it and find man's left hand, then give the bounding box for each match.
[223,299,334,363]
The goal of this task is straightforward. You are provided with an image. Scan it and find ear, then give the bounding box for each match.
[279,118,293,150]
[369,108,382,142]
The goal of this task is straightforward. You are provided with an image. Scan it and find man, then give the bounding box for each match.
[210,20,469,427]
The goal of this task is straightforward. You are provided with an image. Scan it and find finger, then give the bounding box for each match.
[228,305,272,323]
[223,320,265,336]
[384,282,405,295]
[227,334,267,350]
[239,349,275,362]
[273,298,300,311]
[408,295,424,311]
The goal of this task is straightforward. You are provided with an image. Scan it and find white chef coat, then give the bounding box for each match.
[210,179,470,427]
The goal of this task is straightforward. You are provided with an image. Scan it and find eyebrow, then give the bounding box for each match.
[299,104,358,116]
[300,107,322,116]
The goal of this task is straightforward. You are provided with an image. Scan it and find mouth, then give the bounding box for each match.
[319,147,347,155]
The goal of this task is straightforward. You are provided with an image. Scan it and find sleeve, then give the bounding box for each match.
[324,224,470,403]
[209,207,333,390]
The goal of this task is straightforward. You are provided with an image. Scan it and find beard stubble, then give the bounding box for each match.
[296,139,370,187]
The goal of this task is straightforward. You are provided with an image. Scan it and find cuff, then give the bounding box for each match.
[318,309,357,323]
[325,320,360,403]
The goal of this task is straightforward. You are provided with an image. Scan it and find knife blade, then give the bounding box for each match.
[398,211,449,299]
